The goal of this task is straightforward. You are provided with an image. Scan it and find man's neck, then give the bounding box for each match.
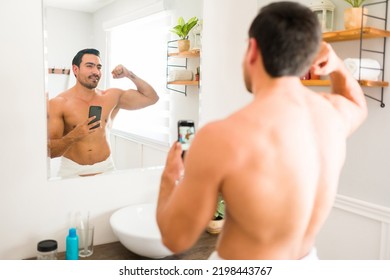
[252,76,305,97]
[73,83,97,102]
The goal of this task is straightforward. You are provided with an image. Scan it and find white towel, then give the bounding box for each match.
[168,70,193,82]
[344,58,381,81]
[58,156,115,178]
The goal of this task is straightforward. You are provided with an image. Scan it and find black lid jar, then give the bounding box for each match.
[37,239,58,260]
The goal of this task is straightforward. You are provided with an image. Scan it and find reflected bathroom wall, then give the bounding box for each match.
[45,7,92,99]
[45,0,203,179]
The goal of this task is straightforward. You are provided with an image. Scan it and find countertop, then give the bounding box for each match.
[56,232,218,260]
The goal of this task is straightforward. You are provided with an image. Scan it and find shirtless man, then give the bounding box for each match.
[48,48,159,177]
[157,2,367,259]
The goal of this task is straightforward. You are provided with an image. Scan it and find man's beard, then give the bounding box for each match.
[80,75,100,89]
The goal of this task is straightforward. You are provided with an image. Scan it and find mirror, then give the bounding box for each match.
[44,0,203,180]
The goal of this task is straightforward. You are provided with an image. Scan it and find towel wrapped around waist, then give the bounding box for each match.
[168,70,193,82]
[58,155,115,178]
[344,58,381,81]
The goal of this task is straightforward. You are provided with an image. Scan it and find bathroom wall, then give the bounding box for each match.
[45,7,93,98]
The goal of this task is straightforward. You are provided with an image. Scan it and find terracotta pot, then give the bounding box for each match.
[344,7,368,30]
[206,219,225,234]
[178,39,190,52]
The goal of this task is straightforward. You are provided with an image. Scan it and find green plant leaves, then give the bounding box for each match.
[170,16,199,40]
[178,16,185,26]
[344,0,366,7]
[214,193,225,220]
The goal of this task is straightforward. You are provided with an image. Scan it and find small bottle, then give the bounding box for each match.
[37,239,58,260]
[66,228,79,260]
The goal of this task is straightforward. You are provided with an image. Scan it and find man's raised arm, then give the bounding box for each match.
[112,65,159,110]
[311,42,368,135]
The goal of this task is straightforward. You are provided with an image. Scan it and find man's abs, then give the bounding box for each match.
[63,138,111,165]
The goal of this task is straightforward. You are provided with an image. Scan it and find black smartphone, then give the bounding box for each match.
[178,120,195,152]
[88,106,102,129]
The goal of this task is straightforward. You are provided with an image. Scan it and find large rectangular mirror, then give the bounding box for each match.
[44,0,203,180]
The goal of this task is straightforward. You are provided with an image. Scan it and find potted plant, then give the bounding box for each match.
[170,16,198,52]
[343,0,367,29]
[206,194,225,234]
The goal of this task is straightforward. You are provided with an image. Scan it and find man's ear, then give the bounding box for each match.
[247,38,259,64]
[72,65,79,78]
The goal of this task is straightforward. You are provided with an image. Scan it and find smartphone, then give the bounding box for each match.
[88,106,102,129]
[178,120,195,152]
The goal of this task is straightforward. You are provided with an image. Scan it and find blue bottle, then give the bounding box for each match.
[66,228,79,260]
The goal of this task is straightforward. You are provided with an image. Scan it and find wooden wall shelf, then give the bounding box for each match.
[358,80,389,87]
[301,80,330,86]
[166,40,200,95]
[168,50,200,58]
[302,79,389,87]
[325,2,390,107]
[323,27,390,42]
[167,80,199,86]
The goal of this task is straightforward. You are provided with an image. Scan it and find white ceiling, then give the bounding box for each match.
[44,0,116,13]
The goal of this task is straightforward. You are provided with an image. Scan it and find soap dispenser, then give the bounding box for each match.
[66,228,79,260]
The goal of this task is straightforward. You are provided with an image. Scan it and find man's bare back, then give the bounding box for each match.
[157,2,366,260]
[212,84,347,259]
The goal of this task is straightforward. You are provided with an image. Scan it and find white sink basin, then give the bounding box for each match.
[110,203,172,259]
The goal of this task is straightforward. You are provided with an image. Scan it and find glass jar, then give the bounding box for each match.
[37,239,58,260]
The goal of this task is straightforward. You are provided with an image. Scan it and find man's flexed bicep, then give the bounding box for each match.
[111,65,159,110]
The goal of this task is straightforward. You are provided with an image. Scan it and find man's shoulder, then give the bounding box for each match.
[102,87,124,96]
[198,119,228,135]
[195,118,241,150]
[49,94,67,105]
[50,88,75,101]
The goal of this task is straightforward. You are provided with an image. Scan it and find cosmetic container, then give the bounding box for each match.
[66,228,79,260]
[37,239,58,260]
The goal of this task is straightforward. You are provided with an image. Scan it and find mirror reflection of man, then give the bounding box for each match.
[48,49,159,178]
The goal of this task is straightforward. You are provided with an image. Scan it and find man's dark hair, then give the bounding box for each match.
[72,48,100,67]
[249,2,322,77]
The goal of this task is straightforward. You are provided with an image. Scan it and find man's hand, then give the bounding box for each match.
[65,116,101,143]
[48,116,101,158]
[111,64,135,79]
[162,142,185,185]
[310,42,342,77]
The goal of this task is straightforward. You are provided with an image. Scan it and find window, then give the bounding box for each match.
[107,11,171,145]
